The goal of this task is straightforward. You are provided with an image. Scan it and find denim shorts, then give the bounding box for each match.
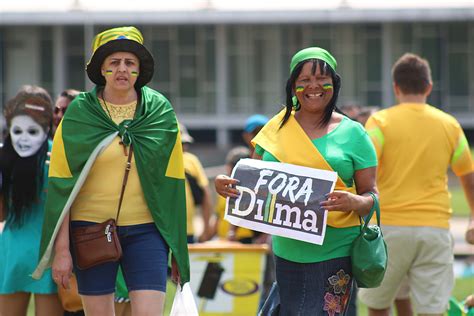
[274,255,354,316]
[71,221,169,295]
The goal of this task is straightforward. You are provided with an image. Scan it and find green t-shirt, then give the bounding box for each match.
[255,116,377,263]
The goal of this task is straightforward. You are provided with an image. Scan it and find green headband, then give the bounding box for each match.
[290,47,337,73]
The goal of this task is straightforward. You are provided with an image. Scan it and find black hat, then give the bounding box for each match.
[86,26,154,88]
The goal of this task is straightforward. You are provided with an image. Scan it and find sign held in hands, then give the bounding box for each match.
[224,159,337,245]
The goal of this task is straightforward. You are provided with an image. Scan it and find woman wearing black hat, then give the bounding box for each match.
[33,26,190,316]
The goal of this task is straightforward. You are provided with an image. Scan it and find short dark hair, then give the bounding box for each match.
[59,89,80,101]
[392,53,432,95]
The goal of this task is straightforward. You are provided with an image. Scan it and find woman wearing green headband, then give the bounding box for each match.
[33,26,189,316]
[216,47,378,315]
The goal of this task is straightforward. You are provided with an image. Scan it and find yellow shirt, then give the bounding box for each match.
[184,152,209,235]
[70,99,153,225]
[215,195,254,240]
[365,103,473,228]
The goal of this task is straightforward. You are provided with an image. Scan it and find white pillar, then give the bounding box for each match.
[215,25,229,149]
[382,23,393,108]
[53,26,66,98]
[5,27,40,99]
[84,24,95,91]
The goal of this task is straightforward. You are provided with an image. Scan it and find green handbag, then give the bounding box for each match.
[351,192,388,288]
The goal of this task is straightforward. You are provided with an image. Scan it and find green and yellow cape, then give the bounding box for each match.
[33,86,190,285]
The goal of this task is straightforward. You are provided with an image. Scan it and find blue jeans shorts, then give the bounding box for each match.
[71,221,169,295]
[274,255,354,316]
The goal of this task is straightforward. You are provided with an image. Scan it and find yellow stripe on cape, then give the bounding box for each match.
[165,131,185,179]
[49,121,72,178]
[252,110,359,228]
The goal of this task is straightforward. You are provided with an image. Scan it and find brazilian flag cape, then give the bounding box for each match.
[32,86,190,285]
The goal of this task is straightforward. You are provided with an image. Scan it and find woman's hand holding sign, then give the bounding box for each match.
[215,175,240,198]
[320,167,378,217]
[319,191,373,217]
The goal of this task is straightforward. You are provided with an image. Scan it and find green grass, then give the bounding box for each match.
[356,277,474,315]
[451,187,471,217]
[451,277,474,301]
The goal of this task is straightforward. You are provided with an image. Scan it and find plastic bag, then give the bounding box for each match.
[170,283,199,316]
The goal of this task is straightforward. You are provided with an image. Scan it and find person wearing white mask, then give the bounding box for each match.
[0,86,63,316]
[9,113,48,157]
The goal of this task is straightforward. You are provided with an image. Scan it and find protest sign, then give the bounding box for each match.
[224,159,337,245]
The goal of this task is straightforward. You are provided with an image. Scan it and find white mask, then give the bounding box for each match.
[9,115,48,157]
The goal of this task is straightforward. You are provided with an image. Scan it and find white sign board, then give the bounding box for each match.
[225,159,337,245]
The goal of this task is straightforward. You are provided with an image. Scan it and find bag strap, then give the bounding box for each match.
[360,192,380,231]
[115,144,134,222]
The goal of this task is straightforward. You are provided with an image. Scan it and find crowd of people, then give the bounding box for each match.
[0,25,473,316]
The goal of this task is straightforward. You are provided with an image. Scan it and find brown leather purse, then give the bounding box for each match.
[70,145,133,270]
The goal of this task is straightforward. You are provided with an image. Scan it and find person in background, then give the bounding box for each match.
[359,53,474,316]
[213,146,254,243]
[181,123,214,243]
[339,104,362,121]
[0,85,63,316]
[216,47,378,315]
[32,26,189,316]
[52,89,80,136]
[341,103,411,316]
[53,89,84,316]
[242,114,269,156]
[241,114,275,309]
[356,106,380,126]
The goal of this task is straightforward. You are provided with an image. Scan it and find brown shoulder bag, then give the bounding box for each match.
[70,145,133,270]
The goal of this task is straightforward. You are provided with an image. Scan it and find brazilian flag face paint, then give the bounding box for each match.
[104,70,113,75]
[295,86,304,93]
[322,83,333,91]
[131,71,139,77]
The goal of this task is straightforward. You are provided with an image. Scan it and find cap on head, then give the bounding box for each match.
[86,26,154,88]
[290,47,337,74]
[244,114,269,133]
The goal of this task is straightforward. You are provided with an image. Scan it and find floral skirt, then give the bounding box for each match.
[274,255,353,316]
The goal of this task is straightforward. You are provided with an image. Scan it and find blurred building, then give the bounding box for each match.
[1,0,473,147]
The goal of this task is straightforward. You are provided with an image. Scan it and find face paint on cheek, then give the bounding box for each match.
[104,70,113,75]
[323,83,333,91]
[295,86,304,93]
[131,71,139,77]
